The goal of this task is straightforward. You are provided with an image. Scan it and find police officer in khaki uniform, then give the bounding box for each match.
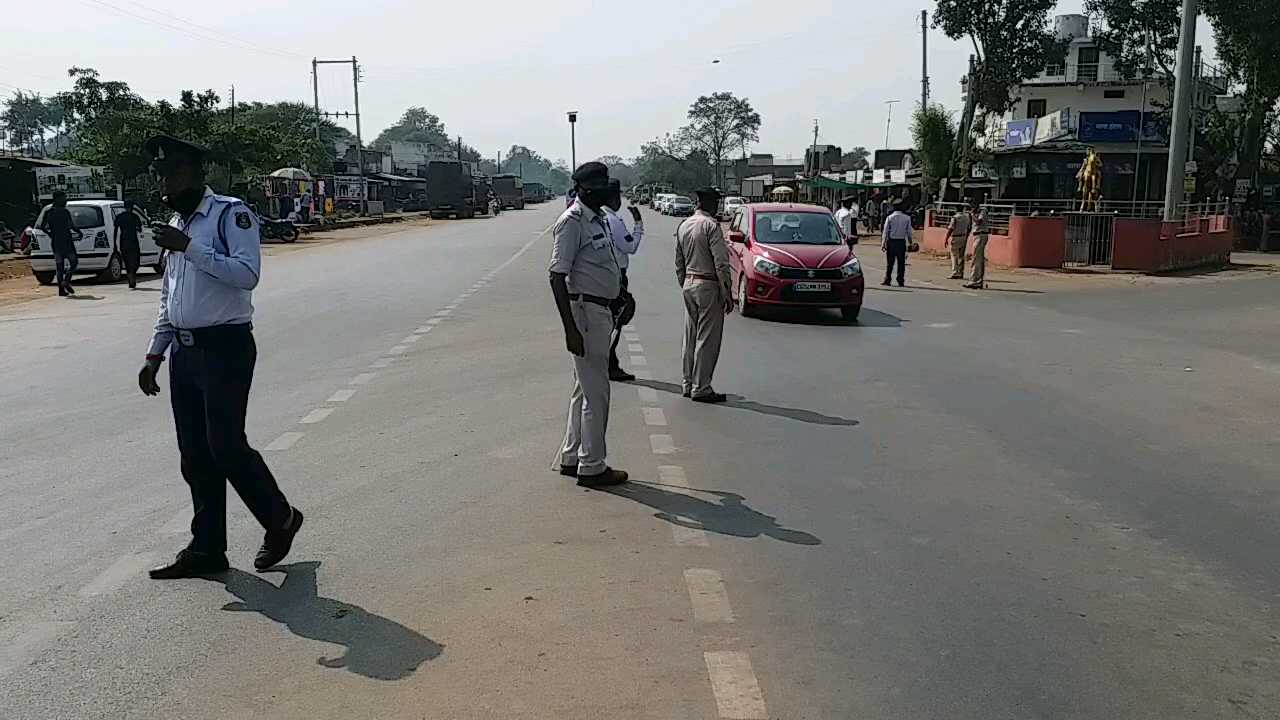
[676,187,734,403]
[549,162,628,488]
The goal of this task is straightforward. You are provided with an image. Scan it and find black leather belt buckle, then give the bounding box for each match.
[177,329,195,347]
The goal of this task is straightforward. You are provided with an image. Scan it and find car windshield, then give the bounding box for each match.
[673,196,692,204]
[36,204,104,230]
[754,211,842,245]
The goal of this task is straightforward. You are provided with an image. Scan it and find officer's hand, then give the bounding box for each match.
[138,358,162,396]
[565,327,585,357]
[152,224,191,252]
[627,206,642,223]
[724,298,736,315]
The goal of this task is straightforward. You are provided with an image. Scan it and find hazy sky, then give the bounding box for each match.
[5,0,1218,166]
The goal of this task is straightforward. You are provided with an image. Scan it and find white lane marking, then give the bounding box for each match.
[403,335,422,344]
[672,525,711,547]
[637,387,659,403]
[161,510,190,535]
[659,466,688,487]
[350,373,377,385]
[388,345,408,355]
[1062,328,1083,334]
[299,407,335,424]
[0,621,75,678]
[642,407,668,426]
[650,434,675,455]
[704,651,768,719]
[445,304,458,310]
[370,358,394,369]
[630,355,648,366]
[79,552,160,597]
[627,343,644,353]
[328,388,357,403]
[633,368,653,380]
[427,318,442,325]
[684,569,735,623]
[265,431,305,451]
[925,322,955,329]
[414,326,433,334]
[486,222,551,276]
[436,309,452,317]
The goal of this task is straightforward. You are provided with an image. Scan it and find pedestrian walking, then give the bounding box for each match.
[881,199,913,287]
[676,187,734,403]
[549,162,628,488]
[40,190,81,296]
[114,199,144,289]
[834,197,858,241]
[945,201,974,280]
[603,179,643,382]
[138,134,303,579]
[965,204,990,290]
[879,196,892,231]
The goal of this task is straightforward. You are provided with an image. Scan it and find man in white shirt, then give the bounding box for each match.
[880,199,914,287]
[834,197,858,241]
[603,180,643,381]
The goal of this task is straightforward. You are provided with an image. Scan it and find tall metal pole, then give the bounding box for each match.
[351,56,365,212]
[498,150,502,174]
[1189,45,1202,187]
[810,119,819,177]
[921,10,929,111]
[568,111,578,171]
[1162,0,1198,221]
[1133,78,1148,203]
[312,59,321,143]
[884,100,900,149]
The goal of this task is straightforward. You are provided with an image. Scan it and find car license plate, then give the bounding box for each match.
[793,282,831,292]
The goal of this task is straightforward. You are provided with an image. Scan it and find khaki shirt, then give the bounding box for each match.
[549,199,620,299]
[947,211,972,239]
[675,209,731,296]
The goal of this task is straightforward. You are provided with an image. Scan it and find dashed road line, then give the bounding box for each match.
[402,334,422,344]
[388,345,408,355]
[704,651,769,719]
[79,552,159,597]
[426,318,442,325]
[925,322,955,328]
[672,524,711,547]
[627,343,644,353]
[630,355,648,366]
[350,373,377,385]
[684,569,735,623]
[370,358,394,368]
[265,431,304,451]
[436,309,452,317]
[414,326,433,334]
[328,388,357,403]
[299,407,335,424]
[642,407,668,426]
[637,387,659,403]
[650,434,675,455]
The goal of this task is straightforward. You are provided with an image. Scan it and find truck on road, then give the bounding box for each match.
[522,181,548,204]
[425,160,475,219]
[491,174,525,210]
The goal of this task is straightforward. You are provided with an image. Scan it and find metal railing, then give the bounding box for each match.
[929,202,1012,235]
[1175,199,1232,235]
[933,198,1232,226]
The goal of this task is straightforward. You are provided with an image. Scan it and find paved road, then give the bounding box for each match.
[1,202,1277,718]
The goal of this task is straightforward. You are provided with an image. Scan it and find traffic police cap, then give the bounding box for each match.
[572,162,610,191]
[694,187,723,200]
[144,134,208,168]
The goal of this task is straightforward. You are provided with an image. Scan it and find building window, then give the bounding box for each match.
[1077,47,1100,82]
[1045,62,1064,76]
[1027,99,1048,119]
[1104,89,1126,99]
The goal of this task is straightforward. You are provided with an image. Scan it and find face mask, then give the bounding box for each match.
[164,186,204,215]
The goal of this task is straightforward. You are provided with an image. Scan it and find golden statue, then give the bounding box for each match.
[1076,147,1102,211]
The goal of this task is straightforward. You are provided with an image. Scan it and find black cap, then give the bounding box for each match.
[572,161,610,190]
[144,134,208,167]
[608,179,622,191]
[694,187,722,200]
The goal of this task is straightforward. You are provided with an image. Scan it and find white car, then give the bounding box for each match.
[28,200,164,285]
[721,196,747,221]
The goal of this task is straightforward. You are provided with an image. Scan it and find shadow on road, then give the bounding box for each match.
[629,379,859,426]
[749,305,903,328]
[602,481,822,545]
[220,561,443,681]
[63,294,103,301]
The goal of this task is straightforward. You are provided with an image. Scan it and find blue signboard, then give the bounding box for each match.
[1005,119,1037,147]
[1079,111,1169,143]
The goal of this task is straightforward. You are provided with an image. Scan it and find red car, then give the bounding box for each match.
[727,203,864,321]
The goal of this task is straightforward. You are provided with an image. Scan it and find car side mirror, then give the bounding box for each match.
[728,230,746,244]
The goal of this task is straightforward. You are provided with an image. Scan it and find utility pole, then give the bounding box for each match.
[457,136,462,161]
[567,111,578,171]
[884,100,901,149]
[497,150,502,174]
[1189,45,1202,187]
[311,59,321,143]
[314,57,366,210]
[230,85,236,126]
[1162,0,1198,221]
[810,119,819,177]
[920,10,929,111]
[1134,77,1149,203]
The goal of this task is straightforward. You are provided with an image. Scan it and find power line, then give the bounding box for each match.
[74,0,303,62]
[115,0,309,60]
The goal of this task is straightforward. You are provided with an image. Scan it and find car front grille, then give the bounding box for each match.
[779,267,843,280]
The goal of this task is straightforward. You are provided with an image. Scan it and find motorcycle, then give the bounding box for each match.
[260,217,299,243]
[488,198,501,216]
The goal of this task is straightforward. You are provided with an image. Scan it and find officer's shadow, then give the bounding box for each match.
[219,561,443,681]
[602,481,821,545]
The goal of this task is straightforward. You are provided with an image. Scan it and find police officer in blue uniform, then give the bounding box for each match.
[138,134,304,579]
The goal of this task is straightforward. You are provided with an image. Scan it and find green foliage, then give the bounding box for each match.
[633,135,713,192]
[911,104,956,194]
[841,147,870,170]
[678,92,761,188]
[371,107,451,150]
[497,145,571,190]
[1203,0,1280,178]
[1,91,64,153]
[932,0,1068,115]
[1085,0,1179,80]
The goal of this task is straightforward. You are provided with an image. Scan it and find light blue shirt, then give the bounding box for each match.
[148,187,261,357]
[603,207,643,270]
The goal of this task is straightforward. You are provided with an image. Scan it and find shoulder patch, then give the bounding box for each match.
[235,211,253,229]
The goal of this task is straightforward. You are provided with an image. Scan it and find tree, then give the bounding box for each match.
[911,104,956,195]
[633,135,713,191]
[1085,0,1180,80]
[57,67,157,179]
[841,146,870,170]
[371,107,451,150]
[595,155,640,188]
[1203,0,1280,184]
[677,92,761,188]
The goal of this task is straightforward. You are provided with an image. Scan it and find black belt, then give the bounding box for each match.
[687,273,718,282]
[175,323,252,348]
[569,293,613,308]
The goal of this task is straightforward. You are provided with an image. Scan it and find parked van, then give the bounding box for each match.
[28,200,164,285]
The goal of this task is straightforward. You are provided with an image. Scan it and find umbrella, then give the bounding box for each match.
[269,167,313,182]
[770,186,794,196]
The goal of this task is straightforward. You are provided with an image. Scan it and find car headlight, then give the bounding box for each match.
[753,256,781,276]
[840,257,862,277]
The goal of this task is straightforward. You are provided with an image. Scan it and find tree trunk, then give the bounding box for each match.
[1236,94,1273,184]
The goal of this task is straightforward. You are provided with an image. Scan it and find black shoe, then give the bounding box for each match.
[65,284,75,295]
[881,280,891,286]
[963,282,984,289]
[58,285,68,297]
[609,368,636,382]
[691,392,728,404]
[559,464,578,477]
[682,389,691,398]
[897,281,905,287]
[254,507,304,571]
[149,549,230,579]
[576,467,628,488]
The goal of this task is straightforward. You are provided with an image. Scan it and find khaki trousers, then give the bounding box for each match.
[559,301,614,475]
[971,234,989,286]
[950,234,968,277]
[681,279,725,397]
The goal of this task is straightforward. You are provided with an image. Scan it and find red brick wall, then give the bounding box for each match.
[1113,217,1233,272]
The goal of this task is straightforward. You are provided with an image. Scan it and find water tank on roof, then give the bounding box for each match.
[1055,14,1088,41]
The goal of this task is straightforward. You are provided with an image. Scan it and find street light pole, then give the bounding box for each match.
[884,99,901,149]
[567,111,578,171]
[1162,0,1199,221]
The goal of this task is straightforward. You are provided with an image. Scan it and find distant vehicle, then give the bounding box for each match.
[259,216,299,243]
[491,174,525,210]
[667,196,695,216]
[28,200,164,285]
[720,196,748,221]
[425,160,475,219]
[727,203,864,321]
[523,182,548,204]
[651,193,670,211]
[470,174,493,216]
